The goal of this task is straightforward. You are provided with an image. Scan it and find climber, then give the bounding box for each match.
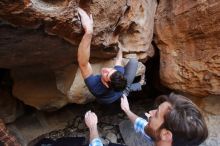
[77,8,145,105]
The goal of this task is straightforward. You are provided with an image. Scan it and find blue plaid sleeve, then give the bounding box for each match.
[134,117,153,142]
[134,117,148,134]
[89,138,103,146]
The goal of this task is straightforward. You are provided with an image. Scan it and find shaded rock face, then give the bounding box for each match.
[11,67,70,110]
[0,70,24,123]
[0,0,157,110]
[154,0,220,97]
[0,26,76,69]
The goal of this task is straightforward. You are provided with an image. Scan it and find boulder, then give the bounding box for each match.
[0,0,157,61]
[0,0,157,109]
[11,67,69,110]
[154,0,220,97]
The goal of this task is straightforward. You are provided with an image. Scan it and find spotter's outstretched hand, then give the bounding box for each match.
[85,110,98,129]
[121,94,130,112]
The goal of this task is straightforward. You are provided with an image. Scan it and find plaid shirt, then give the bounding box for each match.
[0,119,20,146]
[89,138,103,146]
[134,117,153,143]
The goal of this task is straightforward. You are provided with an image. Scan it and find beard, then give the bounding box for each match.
[145,124,162,142]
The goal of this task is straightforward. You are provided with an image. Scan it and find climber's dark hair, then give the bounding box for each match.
[109,71,127,91]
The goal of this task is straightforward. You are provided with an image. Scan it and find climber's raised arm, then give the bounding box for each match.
[77,8,94,79]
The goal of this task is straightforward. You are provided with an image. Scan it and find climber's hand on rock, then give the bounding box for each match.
[78,7,93,34]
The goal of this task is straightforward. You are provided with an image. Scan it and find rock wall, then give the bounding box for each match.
[154,0,220,97]
[0,0,157,61]
[0,0,157,110]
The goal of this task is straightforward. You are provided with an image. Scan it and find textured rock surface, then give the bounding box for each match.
[8,106,79,146]
[154,0,220,97]
[0,0,157,61]
[0,0,157,109]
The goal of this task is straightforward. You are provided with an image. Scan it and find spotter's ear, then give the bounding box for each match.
[160,128,173,142]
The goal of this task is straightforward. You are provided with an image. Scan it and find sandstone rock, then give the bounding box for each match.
[203,97,220,116]
[154,0,220,97]
[0,26,76,69]
[11,67,69,110]
[0,0,157,109]
[0,0,157,61]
